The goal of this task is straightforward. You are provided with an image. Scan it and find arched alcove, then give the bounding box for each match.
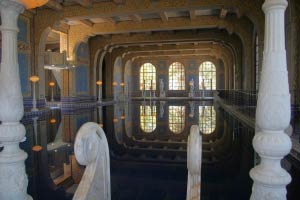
[113,56,122,101]
[124,60,132,97]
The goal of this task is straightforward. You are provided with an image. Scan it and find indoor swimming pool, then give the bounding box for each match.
[19,100,299,200]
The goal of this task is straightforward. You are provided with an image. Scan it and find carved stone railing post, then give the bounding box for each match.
[186,125,201,200]
[250,0,292,199]
[0,0,32,199]
[73,122,111,200]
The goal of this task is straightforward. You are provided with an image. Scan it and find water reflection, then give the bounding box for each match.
[21,101,258,200]
[169,106,185,134]
[140,105,157,133]
[199,106,216,134]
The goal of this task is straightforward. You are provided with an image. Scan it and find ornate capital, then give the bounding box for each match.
[0,0,24,14]
[262,0,288,12]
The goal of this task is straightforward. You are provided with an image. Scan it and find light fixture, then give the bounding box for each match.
[32,145,42,152]
[120,82,125,87]
[49,81,55,87]
[20,0,49,9]
[121,115,125,120]
[30,75,40,112]
[96,80,103,102]
[50,118,56,124]
[112,81,118,86]
[96,80,103,86]
[113,118,118,123]
[29,75,40,83]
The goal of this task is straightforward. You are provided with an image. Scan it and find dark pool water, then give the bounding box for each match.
[20,100,299,200]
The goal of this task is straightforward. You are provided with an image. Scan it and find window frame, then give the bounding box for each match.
[139,62,157,91]
[199,61,216,90]
[168,62,186,91]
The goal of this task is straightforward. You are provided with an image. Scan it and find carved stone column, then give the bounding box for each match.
[0,0,32,199]
[250,0,292,199]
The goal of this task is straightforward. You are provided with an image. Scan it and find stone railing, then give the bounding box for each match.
[186,125,202,200]
[73,122,111,200]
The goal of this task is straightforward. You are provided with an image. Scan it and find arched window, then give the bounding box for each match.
[199,61,216,90]
[140,105,156,133]
[140,63,156,90]
[169,62,185,90]
[199,106,216,134]
[169,106,185,134]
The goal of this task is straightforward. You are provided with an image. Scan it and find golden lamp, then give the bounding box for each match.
[29,75,40,83]
[96,80,103,86]
[20,0,49,9]
[49,81,55,87]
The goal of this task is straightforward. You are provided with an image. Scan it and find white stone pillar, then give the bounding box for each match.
[250,0,291,199]
[0,0,32,199]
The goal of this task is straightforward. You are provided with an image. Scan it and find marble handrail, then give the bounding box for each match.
[186,125,202,200]
[73,122,111,200]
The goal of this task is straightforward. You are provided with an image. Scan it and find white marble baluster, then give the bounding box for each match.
[186,125,201,200]
[0,0,32,199]
[250,0,292,199]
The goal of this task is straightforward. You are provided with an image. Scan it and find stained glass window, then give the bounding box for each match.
[199,61,216,90]
[199,106,216,134]
[169,106,185,134]
[140,63,156,90]
[140,105,156,133]
[169,62,185,90]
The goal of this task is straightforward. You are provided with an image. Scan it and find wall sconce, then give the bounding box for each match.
[113,118,118,123]
[112,81,118,87]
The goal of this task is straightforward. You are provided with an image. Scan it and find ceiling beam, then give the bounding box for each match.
[189,10,196,20]
[129,14,142,23]
[113,0,125,4]
[79,19,94,27]
[219,8,228,19]
[52,21,70,34]
[73,0,92,8]
[46,0,63,11]
[105,17,116,25]
[159,12,168,22]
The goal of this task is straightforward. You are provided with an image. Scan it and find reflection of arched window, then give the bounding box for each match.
[169,62,185,90]
[199,61,216,90]
[199,106,216,134]
[169,106,185,134]
[140,105,156,133]
[140,63,156,90]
